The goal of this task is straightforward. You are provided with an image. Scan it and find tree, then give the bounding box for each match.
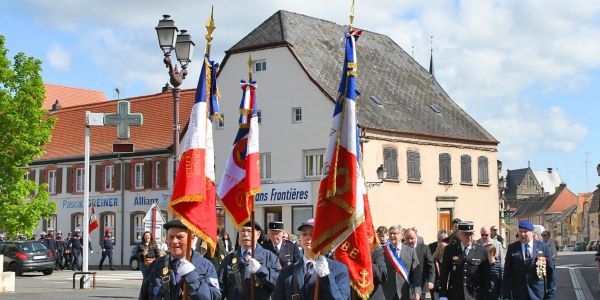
[0,35,56,239]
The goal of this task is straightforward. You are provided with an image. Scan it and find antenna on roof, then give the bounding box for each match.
[411,46,414,57]
[429,35,435,78]
[115,88,120,100]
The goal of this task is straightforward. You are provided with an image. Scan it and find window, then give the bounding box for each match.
[257,110,262,124]
[131,212,145,244]
[260,152,271,181]
[407,150,421,181]
[478,156,489,184]
[292,107,302,123]
[439,153,452,183]
[254,60,267,72]
[71,213,83,232]
[460,155,472,184]
[216,114,225,129]
[75,168,85,192]
[292,206,313,235]
[134,163,144,189]
[383,147,398,180]
[48,170,56,194]
[104,165,114,191]
[43,214,57,232]
[154,162,161,188]
[101,212,116,242]
[303,149,324,178]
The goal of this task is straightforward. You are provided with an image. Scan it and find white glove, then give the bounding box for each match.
[90,250,94,254]
[315,256,330,277]
[439,297,448,300]
[176,259,196,276]
[248,257,261,274]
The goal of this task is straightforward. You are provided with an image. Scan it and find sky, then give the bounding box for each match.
[1,0,599,194]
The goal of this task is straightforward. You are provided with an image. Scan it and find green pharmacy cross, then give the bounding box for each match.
[103,100,144,139]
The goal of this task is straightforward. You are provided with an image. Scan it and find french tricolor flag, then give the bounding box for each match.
[217,80,260,228]
[168,57,220,255]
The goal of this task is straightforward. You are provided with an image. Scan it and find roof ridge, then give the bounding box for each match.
[44,83,105,95]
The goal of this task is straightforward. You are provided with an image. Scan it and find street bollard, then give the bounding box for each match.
[72,271,96,289]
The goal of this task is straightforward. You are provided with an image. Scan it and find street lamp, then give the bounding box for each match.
[367,164,387,188]
[155,15,195,179]
[596,163,600,177]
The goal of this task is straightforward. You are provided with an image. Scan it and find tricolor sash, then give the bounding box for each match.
[383,243,411,286]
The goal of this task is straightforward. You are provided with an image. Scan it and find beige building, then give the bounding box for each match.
[215,10,500,243]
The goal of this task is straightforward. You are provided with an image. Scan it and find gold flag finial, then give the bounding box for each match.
[205,6,216,54]
[349,0,355,31]
[247,53,253,81]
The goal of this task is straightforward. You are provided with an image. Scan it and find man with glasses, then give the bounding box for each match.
[439,221,490,300]
[490,225,504,247]
[502,220,556,300]
[476,226,504,266]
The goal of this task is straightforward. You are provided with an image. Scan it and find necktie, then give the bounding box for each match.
[463,247,469,257]
[304,262,313,284]
[525,244,531,260]
[172,259,182,283]
[396,248,401,260]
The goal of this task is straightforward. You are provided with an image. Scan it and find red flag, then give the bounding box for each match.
[312,29,374,299]
[167,56,220,255]
[89,205,99,234]
[217,80,260,228]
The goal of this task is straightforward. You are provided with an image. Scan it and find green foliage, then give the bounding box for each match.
[0,35,56,239]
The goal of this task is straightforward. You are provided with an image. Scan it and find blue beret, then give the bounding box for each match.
[518,220,534,231]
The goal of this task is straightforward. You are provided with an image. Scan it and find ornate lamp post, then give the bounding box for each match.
[366,164,387,188]
[155,15,195,179]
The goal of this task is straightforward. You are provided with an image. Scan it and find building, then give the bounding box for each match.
[29,90,196,266]
[214,10,499,242]
[588,187,600,242]
[43,83,108,111]
[504,167,544,200]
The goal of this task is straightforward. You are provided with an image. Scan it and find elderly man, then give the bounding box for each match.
[138,219,221,299]
[380,225,421,300]
[219,222,280,299]
[405,228,434,300]
[541,230,558,260]
[439,221,490,300]
[272,218,350,300]
[503,220,556,300]
[476,226,504,266]
[490,225,504,247]
[263,221,301,268]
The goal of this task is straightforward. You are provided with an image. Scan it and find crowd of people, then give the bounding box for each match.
[135,216,560,299]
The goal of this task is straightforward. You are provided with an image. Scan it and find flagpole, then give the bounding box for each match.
[245,52,257,300]
[181,8,215,299]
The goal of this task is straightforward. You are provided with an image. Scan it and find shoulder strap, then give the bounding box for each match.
[161,254,171,300]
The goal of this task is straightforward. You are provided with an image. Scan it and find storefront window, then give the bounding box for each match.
[292,206,313,235]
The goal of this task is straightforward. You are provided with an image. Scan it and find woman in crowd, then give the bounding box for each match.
[136,231,159,277]
[431,241,447,300]
[221,231,232,253]
[486,244,502,300]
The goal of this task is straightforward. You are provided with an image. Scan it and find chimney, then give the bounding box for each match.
[162,82,172,93]
[547,168,552,174]
[556,182,566,193]
[50,99,61,112]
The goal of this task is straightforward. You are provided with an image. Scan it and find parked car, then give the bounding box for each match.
[574,242,587,251]
[0,240,54,276]
[587,240,598,251]
[130,245,140,271]
[561,244,575,252]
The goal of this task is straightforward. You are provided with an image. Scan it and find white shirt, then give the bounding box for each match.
[522,241,533,258]
[303,256,315,273]
[461,243,472,256]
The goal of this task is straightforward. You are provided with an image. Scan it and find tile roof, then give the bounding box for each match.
[545,205,577,223]
[509,193,556,219]
[34,89,195,162]
[533,169,563,194]
[225,10,498,144]
[43,83,108,110]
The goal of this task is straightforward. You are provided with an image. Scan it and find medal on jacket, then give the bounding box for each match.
[162,266,169,276]
[535,256,547,279]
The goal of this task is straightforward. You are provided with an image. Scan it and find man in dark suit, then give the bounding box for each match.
[369,246,387,300]
[219,222,281,299]
[429,230,448,256]
[263,221,302,268]
[138,219,221,300]
[405,228,434,300]
[502,220,556,300]
[272,218,350,300]
[439,221,490,300]
[380,225,421,300]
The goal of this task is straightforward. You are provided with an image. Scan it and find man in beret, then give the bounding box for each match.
[218,222,280,299]
[439,221,490,300]
[502,220,556,300]
[273,218,350,300]
[139,219,221,300]
[263,221,301,268]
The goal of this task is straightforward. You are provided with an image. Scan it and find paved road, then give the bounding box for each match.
[1,251,599,299]
[2,269,142,299]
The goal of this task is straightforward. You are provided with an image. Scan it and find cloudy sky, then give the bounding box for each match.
[1,0,599,193]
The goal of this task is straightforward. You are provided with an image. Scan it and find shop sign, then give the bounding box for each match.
[254,182,312,206]
[61,197,119,209]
